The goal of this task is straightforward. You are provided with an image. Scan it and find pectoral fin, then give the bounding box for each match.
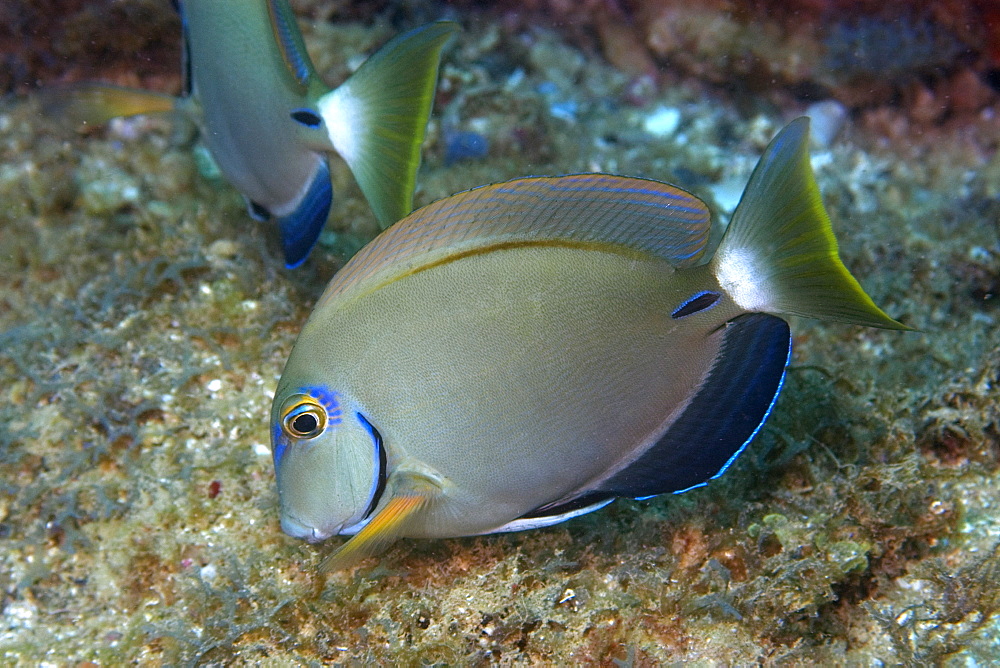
[40,83,177,128]
[319,482,435,572]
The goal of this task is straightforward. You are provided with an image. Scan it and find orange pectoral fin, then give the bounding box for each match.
[40,83,177,128]
[319,492,429,572]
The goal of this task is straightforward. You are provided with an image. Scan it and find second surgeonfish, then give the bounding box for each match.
[52,1,456,267]
[270,118,912,570]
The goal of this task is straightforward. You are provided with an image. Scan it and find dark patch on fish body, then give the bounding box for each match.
[290,108,323,128]
[597,312,790,498]
[672,291,721,319]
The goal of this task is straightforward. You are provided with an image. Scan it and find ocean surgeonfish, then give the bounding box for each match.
[270,118,912,569]
[50,1,456,267]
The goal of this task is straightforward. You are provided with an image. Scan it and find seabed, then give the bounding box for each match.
[2,0,1000,664]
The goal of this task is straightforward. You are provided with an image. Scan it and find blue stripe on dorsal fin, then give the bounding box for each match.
[597,313,791,499]
[319,174,712,307]
[267,0,314,88]
[278,160,332,268]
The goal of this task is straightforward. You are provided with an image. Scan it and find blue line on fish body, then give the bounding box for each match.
[269,118,912,570]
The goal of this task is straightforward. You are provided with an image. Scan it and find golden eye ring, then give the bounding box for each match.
[281,395,328,439]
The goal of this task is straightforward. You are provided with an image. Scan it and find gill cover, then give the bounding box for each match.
[272,387,384,542]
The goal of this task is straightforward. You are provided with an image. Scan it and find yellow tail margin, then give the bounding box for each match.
[713,117,912,330]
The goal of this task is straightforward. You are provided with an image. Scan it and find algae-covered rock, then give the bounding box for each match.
[2,1,1000,664]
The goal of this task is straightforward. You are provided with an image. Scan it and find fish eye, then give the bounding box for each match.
[280,394,327,439]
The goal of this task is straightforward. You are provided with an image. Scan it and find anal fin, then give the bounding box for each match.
[599,313,791,498]
[486,493,614,534]
[278,160,332,268]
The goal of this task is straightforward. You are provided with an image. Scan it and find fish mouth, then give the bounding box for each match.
[280,515,338,543]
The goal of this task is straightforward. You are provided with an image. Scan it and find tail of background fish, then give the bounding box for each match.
[316,21,458,229]
[712,117,912,330]
[38,83,177,129]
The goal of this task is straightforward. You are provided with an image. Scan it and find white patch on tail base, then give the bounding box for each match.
[318,87,361,164]
[715,247,773,312]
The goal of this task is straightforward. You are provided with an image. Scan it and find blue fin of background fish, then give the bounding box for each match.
[598,313,791,498]
[267,0,314,88]
[278,160,333,268]
[320,174,712,307]
[248,200,271,222]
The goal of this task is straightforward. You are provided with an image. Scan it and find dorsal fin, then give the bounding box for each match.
[267,0,315,88]
[319,174,712,307]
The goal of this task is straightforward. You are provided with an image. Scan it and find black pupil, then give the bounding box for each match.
[292,412,318,434]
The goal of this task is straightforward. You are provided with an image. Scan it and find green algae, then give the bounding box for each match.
[2,3,1000,665]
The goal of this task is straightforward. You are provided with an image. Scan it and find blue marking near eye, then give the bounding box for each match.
[299,385,342,425]
[271,422,287,467]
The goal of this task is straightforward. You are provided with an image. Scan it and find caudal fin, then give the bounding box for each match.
[40,83,176,128]
[316,21,458,228]
[712,117,912,330]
